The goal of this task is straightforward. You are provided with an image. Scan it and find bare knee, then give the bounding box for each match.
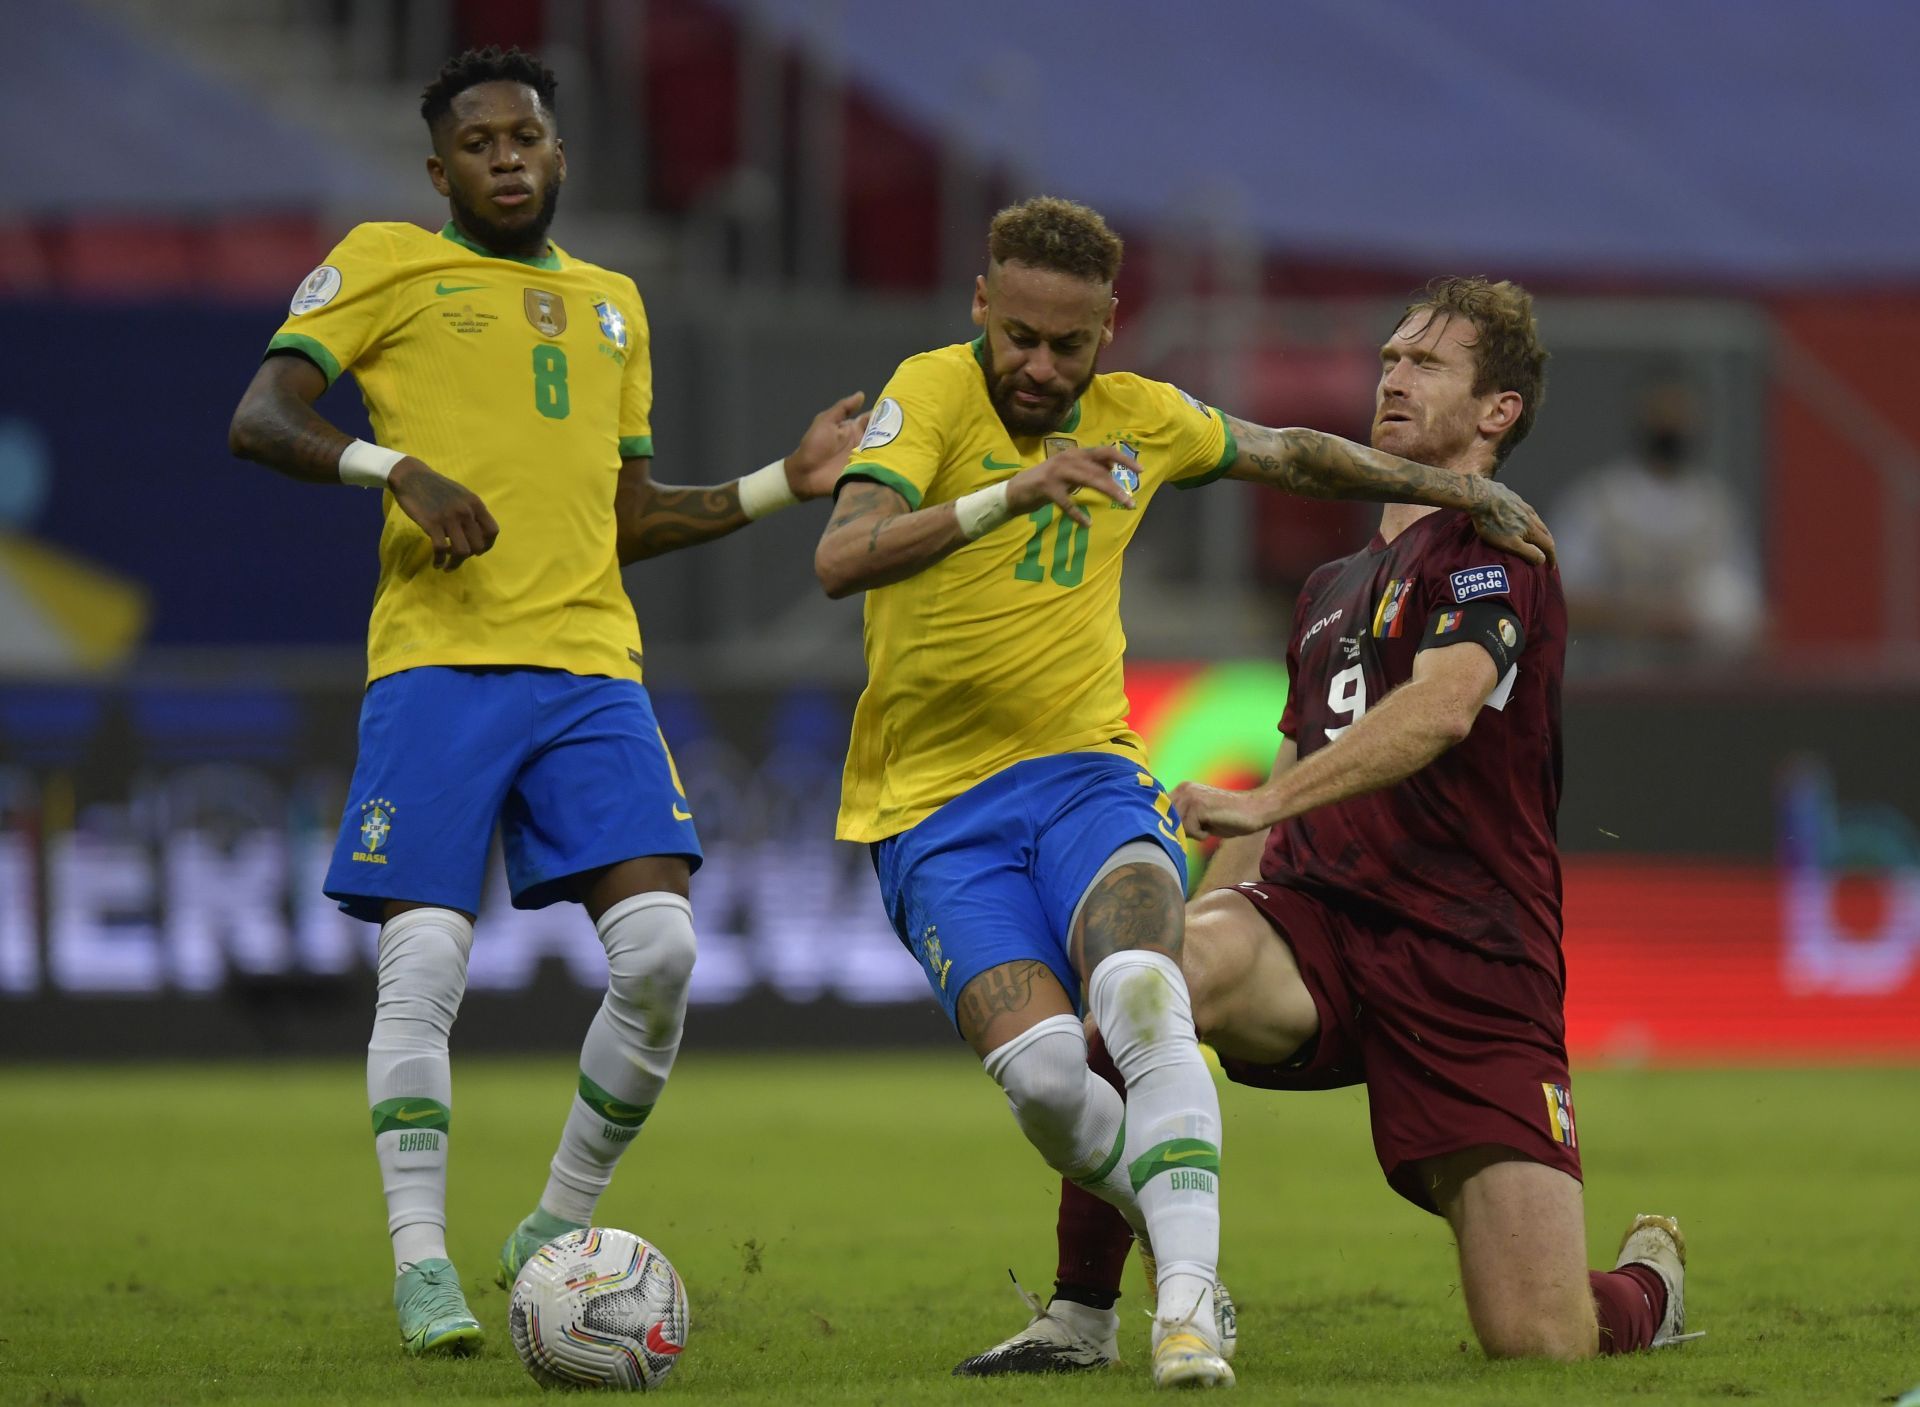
[1474,1307,1597,1362]
[1436,1149,1599,1363]
[1180,888,1316,1060]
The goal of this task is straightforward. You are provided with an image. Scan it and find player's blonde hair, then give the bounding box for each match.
[988,197,1124,285]
[1399,277,1549,466]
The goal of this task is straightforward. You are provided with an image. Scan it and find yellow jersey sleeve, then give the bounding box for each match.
[1156,380,1238,490]
[265,224,406,387]
[614,277,654,459]
[836,350,970,510]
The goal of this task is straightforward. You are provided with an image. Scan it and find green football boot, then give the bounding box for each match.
[393,1258,483,1356]
[496,1206,586,1289]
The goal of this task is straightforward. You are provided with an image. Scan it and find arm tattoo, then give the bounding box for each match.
[1224,415,1489,511]
[823,481,900,555]
[954,959,1054,1040]
[229,359,356,483]
[618,479,748,562]
[1076,862,1184,972]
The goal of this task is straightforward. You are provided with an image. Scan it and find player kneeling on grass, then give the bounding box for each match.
[228,48,866,1358]
[960,277,1699,1372]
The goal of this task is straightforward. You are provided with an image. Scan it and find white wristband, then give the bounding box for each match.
[737,459,799,520]
[953,481,1013,540]
[339,439,404,489]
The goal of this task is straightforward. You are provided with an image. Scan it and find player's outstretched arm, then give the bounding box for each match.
[815,445,1137,597]
[1172,645,1496,839]
[228,354,499,571]
[1220,417,1555,567]
[615,392,867,562]
[1186,739,1298,894]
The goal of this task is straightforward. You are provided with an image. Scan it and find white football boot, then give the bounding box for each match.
[951,1273,1119,1376]
[1614,1213,1704,1347]
[1149,1276,1235,1389]
[1139,1236,1237,1360]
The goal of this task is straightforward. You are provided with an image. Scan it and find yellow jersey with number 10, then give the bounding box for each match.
[268,221,653,684]
[834,338,1236,842]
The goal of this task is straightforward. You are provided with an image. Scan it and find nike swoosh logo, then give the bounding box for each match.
[435,282,485,295]
[644,1322,683,1355]
[1163,1147,1211,1161]
[980,453,1023,472]
[602,1102,647,1120]
[394,1107,439,1122]
[672,805,693,821]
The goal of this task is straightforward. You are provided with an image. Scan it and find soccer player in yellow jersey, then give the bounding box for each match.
[227,48,865,1358]
[815,197,1553,1388]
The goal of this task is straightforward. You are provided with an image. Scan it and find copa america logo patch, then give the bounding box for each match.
[1450,565,1510,603]
[289,265,341,315]
[859,397,903,450]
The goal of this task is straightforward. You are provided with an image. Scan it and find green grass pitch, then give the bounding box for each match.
[3,1054,1915,1405]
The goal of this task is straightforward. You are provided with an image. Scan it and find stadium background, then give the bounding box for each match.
[2,1,1916,1065]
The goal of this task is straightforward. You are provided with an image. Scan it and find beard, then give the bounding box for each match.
[985,352,1099,438]
[1374,407,1474,470]
[447,178,562,259]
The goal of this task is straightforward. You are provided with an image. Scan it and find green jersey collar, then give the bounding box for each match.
[439,220,562,271]
[970,333,1084,436]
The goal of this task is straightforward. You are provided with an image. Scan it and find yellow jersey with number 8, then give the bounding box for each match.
[834,338,1236,842]
[268,221,652,684]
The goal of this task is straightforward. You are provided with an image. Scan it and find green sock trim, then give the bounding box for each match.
[578,1071,653,1129]
[371,1097,449,1137]
[1072,1120,1128,1189]
[1129,1137,1220,1193]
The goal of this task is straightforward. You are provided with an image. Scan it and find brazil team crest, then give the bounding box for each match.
[1111,436,1142,495]
[355,797,395,864]
[524,287,567,337]
[594,299,628,350]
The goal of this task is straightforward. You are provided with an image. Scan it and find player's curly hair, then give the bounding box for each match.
[1400,277,1549,466]
[420,46,559,129]
[988,196,1124,285]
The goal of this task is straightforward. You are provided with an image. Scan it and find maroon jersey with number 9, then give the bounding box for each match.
[1259,509,1567,979]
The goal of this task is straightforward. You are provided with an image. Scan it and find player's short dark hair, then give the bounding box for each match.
[988,196,1124,285]
[1399,277,1549,467]
[420,46,559,130]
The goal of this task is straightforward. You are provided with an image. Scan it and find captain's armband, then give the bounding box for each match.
[1416,598,1525,677]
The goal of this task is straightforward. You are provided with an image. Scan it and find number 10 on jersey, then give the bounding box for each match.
[1012,505,1089,588]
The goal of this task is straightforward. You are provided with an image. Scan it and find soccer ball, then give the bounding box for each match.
[508,1227,689,1391]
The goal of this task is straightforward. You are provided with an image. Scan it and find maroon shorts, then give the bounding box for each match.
[1217,881,1581,1214]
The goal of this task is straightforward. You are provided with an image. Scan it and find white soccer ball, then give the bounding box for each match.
[508,1227,689,1391]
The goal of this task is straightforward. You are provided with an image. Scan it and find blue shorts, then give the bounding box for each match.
[324,667,702,923]
[872,752,1188,1026]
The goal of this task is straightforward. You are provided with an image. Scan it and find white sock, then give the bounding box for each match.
[1087,949,1221,1338]
[366,906,472,1273]
[984,1014,1146,1236]
[539,893,696,1225]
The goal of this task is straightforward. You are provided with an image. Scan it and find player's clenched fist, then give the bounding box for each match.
[389,457,501,570]
[1006,445,1138,527]
[1169,779,1269,840]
